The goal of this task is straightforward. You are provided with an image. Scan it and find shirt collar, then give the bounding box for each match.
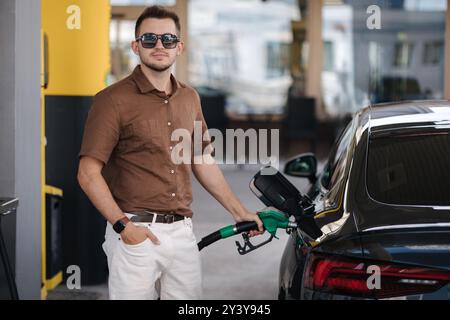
[132,65,184,95]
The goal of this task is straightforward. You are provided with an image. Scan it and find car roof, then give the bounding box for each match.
[357,100,450,133]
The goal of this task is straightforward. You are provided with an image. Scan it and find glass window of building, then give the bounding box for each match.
[393,42,414,67]
[323,41,335,72]
[423,41,444,65]
[267,42,291,79]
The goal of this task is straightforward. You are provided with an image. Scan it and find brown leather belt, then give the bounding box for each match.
[128,211,185,224]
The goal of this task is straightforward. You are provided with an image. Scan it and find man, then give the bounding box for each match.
[77,6,263,300]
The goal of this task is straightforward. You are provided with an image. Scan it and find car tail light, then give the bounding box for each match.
[304,253,450,299]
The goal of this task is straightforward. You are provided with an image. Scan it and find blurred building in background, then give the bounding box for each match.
[347,0,447,106]
[321,0,447,117]
[188,0,299,115]
[108,0,448,121]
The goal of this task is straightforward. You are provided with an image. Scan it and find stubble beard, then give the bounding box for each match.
[142,56,175,73]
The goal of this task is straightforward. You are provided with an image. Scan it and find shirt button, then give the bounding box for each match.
[170,170,175,174]
[168,122,172,126]
[164,100,169,104]
[169,146,173,151]
[171,193,176,197]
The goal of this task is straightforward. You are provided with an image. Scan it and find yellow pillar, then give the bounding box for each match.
[305,0,324,119]
[40,0,111,299]
[42,0,111,96]
[445,0,450,99]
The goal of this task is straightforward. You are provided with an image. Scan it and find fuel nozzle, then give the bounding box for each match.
[197,207,296,254]
[234,208,296,255]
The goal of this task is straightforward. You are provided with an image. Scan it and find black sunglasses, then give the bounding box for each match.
[135,33,180,49]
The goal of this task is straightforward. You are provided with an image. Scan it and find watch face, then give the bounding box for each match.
[113,220,126,234]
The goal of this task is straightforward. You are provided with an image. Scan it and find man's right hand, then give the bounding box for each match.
[120,222,160,245]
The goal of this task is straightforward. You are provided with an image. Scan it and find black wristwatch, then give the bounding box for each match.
[113,216,130,234]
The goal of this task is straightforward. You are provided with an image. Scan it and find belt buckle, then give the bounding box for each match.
[163,214,174,224]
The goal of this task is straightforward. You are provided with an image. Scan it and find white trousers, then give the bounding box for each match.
[102,213,202,300]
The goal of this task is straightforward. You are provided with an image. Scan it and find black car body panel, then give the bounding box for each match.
[278,100,450,300]
[359,228,450,271]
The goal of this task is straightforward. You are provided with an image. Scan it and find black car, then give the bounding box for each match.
[253,100,450,300]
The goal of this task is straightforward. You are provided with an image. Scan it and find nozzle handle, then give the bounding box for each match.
[235,221,259,233]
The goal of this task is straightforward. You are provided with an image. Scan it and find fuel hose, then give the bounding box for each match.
[197,221,258,251]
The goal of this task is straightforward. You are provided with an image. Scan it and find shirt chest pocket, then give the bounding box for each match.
[118,119,164,152]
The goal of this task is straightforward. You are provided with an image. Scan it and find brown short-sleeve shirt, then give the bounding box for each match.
[79,65,211,217]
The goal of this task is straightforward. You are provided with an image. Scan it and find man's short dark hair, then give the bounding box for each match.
[135,6,181,38]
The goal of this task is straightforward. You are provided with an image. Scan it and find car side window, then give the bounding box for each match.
[320,120,354,190]
[320,163,331,189]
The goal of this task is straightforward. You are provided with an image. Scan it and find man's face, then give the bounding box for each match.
[132,18,183,72]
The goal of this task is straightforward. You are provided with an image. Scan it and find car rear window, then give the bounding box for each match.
[367,130,450,206]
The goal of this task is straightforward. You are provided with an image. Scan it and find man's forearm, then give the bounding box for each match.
[78,171,124,224]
